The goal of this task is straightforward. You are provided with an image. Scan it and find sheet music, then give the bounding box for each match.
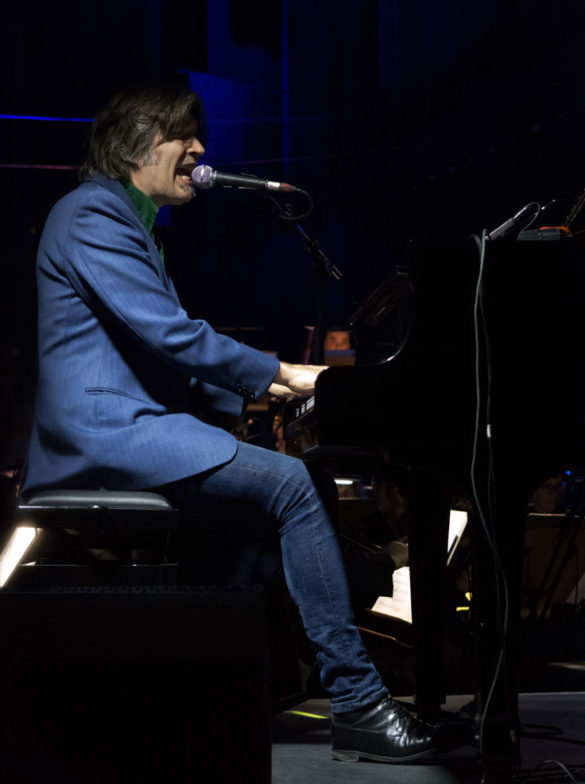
[447,509,468,565]
[371,567,412,624]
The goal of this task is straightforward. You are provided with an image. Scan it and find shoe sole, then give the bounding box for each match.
[332,746,438,763]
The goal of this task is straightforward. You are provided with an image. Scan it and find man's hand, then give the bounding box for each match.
[268,382,297,400]
[273,361,327,396]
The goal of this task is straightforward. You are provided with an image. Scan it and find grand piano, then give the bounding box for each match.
[284,232,585,780]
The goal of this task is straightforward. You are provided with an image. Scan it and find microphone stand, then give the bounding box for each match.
[269,196,342,364]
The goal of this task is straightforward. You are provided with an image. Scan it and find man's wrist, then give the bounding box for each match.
[274,361,291,388]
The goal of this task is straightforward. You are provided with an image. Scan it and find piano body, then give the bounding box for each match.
[284,234,585,779]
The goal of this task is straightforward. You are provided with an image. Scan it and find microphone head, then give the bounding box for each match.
[191,164,214,189]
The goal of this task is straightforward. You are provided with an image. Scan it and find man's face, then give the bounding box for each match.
[324,330,351,351]
[130,134,205,207]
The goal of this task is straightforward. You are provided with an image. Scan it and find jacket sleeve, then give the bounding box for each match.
[62,185,279,402]
[188,377,252,418]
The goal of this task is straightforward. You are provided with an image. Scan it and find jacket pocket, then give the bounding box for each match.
[85,386,153,406]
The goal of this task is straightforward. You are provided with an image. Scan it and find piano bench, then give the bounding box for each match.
[1,489,181,588]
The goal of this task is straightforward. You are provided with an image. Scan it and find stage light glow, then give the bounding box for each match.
[0,527,38,587]
[0,114,92,122]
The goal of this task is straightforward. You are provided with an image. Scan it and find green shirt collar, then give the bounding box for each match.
[124,181,159,237]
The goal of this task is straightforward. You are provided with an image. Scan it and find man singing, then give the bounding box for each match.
[22,84,439,763]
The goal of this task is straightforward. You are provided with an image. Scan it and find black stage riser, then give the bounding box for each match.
[0,586,271,784]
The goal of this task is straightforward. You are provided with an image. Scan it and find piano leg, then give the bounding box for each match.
[404,469,452,722]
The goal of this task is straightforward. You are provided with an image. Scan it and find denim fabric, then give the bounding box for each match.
[162,440,387,712]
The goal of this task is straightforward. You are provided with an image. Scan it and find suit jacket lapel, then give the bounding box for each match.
[90,175,174,292]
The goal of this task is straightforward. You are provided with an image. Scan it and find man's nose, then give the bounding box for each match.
[189,137,205,156]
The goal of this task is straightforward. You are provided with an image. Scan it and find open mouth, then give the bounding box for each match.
[176,165,195,182]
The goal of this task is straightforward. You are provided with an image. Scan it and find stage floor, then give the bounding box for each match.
[272,692,585,784]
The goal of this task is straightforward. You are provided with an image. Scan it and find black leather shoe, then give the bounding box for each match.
[332,696,437,763]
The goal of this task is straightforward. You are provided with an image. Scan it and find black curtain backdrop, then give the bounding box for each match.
[2,0,585,467]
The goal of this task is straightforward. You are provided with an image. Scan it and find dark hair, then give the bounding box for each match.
[78,84,204,182]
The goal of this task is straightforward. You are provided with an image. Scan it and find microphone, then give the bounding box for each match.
[487,202,539,240]
[191,164,299,192]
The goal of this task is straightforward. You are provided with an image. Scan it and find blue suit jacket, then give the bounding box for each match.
[22,175,279,496]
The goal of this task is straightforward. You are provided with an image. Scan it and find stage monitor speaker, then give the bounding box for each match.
[0,585,271,784]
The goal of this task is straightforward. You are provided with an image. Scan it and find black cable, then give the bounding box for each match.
[535,759,579,783]
[522,734,585,747]
[512,761,585,783]
[520,202,542,234]
[520,723,564,738]
[470,230,519,764]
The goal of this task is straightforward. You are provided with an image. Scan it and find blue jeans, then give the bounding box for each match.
[162,440,387,713]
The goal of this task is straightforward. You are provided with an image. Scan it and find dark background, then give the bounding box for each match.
[2,0,585,469]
